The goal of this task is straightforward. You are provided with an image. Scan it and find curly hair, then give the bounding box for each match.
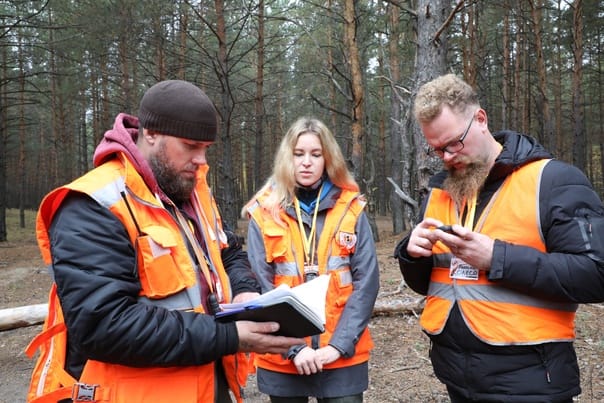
[413,74,480,123]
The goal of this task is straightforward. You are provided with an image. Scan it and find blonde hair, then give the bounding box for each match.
[242,117,359,222]
[413,74,480,123]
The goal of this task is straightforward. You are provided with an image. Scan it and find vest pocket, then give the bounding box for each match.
[136,234,188,298]
[325,268,353,331]
[264,224,289,263]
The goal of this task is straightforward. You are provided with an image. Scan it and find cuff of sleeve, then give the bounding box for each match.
[217,321,240,356]
[286,344,307,360]
[329,343,349,358]
[488,239,506,281]
[394,237,416,262]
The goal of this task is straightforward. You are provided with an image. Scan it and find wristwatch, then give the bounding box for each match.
[287,344,307,360]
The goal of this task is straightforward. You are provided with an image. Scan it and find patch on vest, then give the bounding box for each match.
[338,231,357,250]
[449,256,479,280]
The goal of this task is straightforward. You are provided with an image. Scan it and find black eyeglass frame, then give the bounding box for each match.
[426,112,475,157]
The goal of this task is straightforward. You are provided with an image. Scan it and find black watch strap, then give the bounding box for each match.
[287,344,307,360]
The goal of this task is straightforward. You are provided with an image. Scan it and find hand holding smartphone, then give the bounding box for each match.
[437,225,456,234]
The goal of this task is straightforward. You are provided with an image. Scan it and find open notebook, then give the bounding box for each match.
[215,274,330,337]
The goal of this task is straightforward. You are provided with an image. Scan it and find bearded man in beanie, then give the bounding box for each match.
[26,80,304,403]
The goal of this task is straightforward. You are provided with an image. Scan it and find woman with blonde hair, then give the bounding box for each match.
[242,117,379,403]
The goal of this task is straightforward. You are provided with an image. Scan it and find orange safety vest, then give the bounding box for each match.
[247,189,374,374]
[26,157,247,403]
[421,159,577,345]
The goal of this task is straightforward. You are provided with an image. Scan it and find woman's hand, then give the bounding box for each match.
[292,346,323,375]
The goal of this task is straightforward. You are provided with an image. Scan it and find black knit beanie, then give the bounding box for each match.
[138,80,217,141]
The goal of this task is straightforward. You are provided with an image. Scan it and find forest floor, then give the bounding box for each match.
[0,215,603,402]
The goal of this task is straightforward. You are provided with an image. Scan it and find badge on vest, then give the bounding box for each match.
[338,231,357,250]
[449,256,479,280]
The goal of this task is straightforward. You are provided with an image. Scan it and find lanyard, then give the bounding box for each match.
[173,206,217,297]
[459,185,505,232]
[293,184,323,266]
[461,194,477,229]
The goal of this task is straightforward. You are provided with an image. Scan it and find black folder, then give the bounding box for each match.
[215,295,324,337]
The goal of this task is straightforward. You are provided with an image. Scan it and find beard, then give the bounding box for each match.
[148,142,196,205]
[443,158,490,208]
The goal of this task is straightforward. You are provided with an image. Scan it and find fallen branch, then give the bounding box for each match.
[372,297,425,316]
[1,294,426,332]
[0,303,47,331]
[391,364,421,373]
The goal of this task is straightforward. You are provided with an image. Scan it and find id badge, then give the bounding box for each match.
[303,264,319,282]
[449,256,479,280]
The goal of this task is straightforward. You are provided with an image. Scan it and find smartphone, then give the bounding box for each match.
[437,225,455,234]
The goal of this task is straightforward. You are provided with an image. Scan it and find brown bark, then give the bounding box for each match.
[343,0,364,182]
[502,4,510,129]
[0,45,7,241]
[571,0,585,170]
[410,0,448,201]
[152,10,166,81]
[178,3,188,80]
[529,0,554,149]
[554,0,564,158]
[18,39,26,228]
[253,0,265,192]
[327,0,338,132]
[213,0,238,228]
[388,3,405,234]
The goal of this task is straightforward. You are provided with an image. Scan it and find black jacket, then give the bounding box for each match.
[395,131,604,402]
[50,192,259,379]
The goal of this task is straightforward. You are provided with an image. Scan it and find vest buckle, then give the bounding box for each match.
[72,382,99,402]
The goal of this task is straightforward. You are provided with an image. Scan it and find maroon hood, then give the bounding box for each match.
[93,113,162,198]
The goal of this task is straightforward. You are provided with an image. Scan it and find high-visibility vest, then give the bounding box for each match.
[421,159,577,345]
[247,189,374,374]
[26,157,247,402]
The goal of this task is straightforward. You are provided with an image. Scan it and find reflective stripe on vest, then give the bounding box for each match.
[421,159,577,345]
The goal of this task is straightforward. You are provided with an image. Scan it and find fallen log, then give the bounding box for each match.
[0,303,48,331]
[0,296,425,332]
[372,297,425,316]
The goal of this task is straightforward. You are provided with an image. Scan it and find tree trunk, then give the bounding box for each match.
[571,0,585,171]
[343,0,378,239]
[554,0,564,159]
[253,0,265,193]
[0,45,7,242]
[178,3,188,80]
[409,0,448,202]
[529,0,554,149]
[214,0,238,229]
[502,4,510,129]
[18,37,26,228]
[343,0,364,183]
[388,3,405,235]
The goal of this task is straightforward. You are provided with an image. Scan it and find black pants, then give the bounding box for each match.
[269,394,363,403]
[447,386,573,403]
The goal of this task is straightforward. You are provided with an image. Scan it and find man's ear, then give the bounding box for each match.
[143,128,157,144]
[476,108,488,126]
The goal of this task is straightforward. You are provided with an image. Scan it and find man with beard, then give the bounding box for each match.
[395,74,604,403]
[26,80,304,403]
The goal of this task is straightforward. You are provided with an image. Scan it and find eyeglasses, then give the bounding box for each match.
[426,113,475,157]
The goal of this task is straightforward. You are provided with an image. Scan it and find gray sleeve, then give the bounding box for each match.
[246,218,276,293]
[329,212,380,357]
